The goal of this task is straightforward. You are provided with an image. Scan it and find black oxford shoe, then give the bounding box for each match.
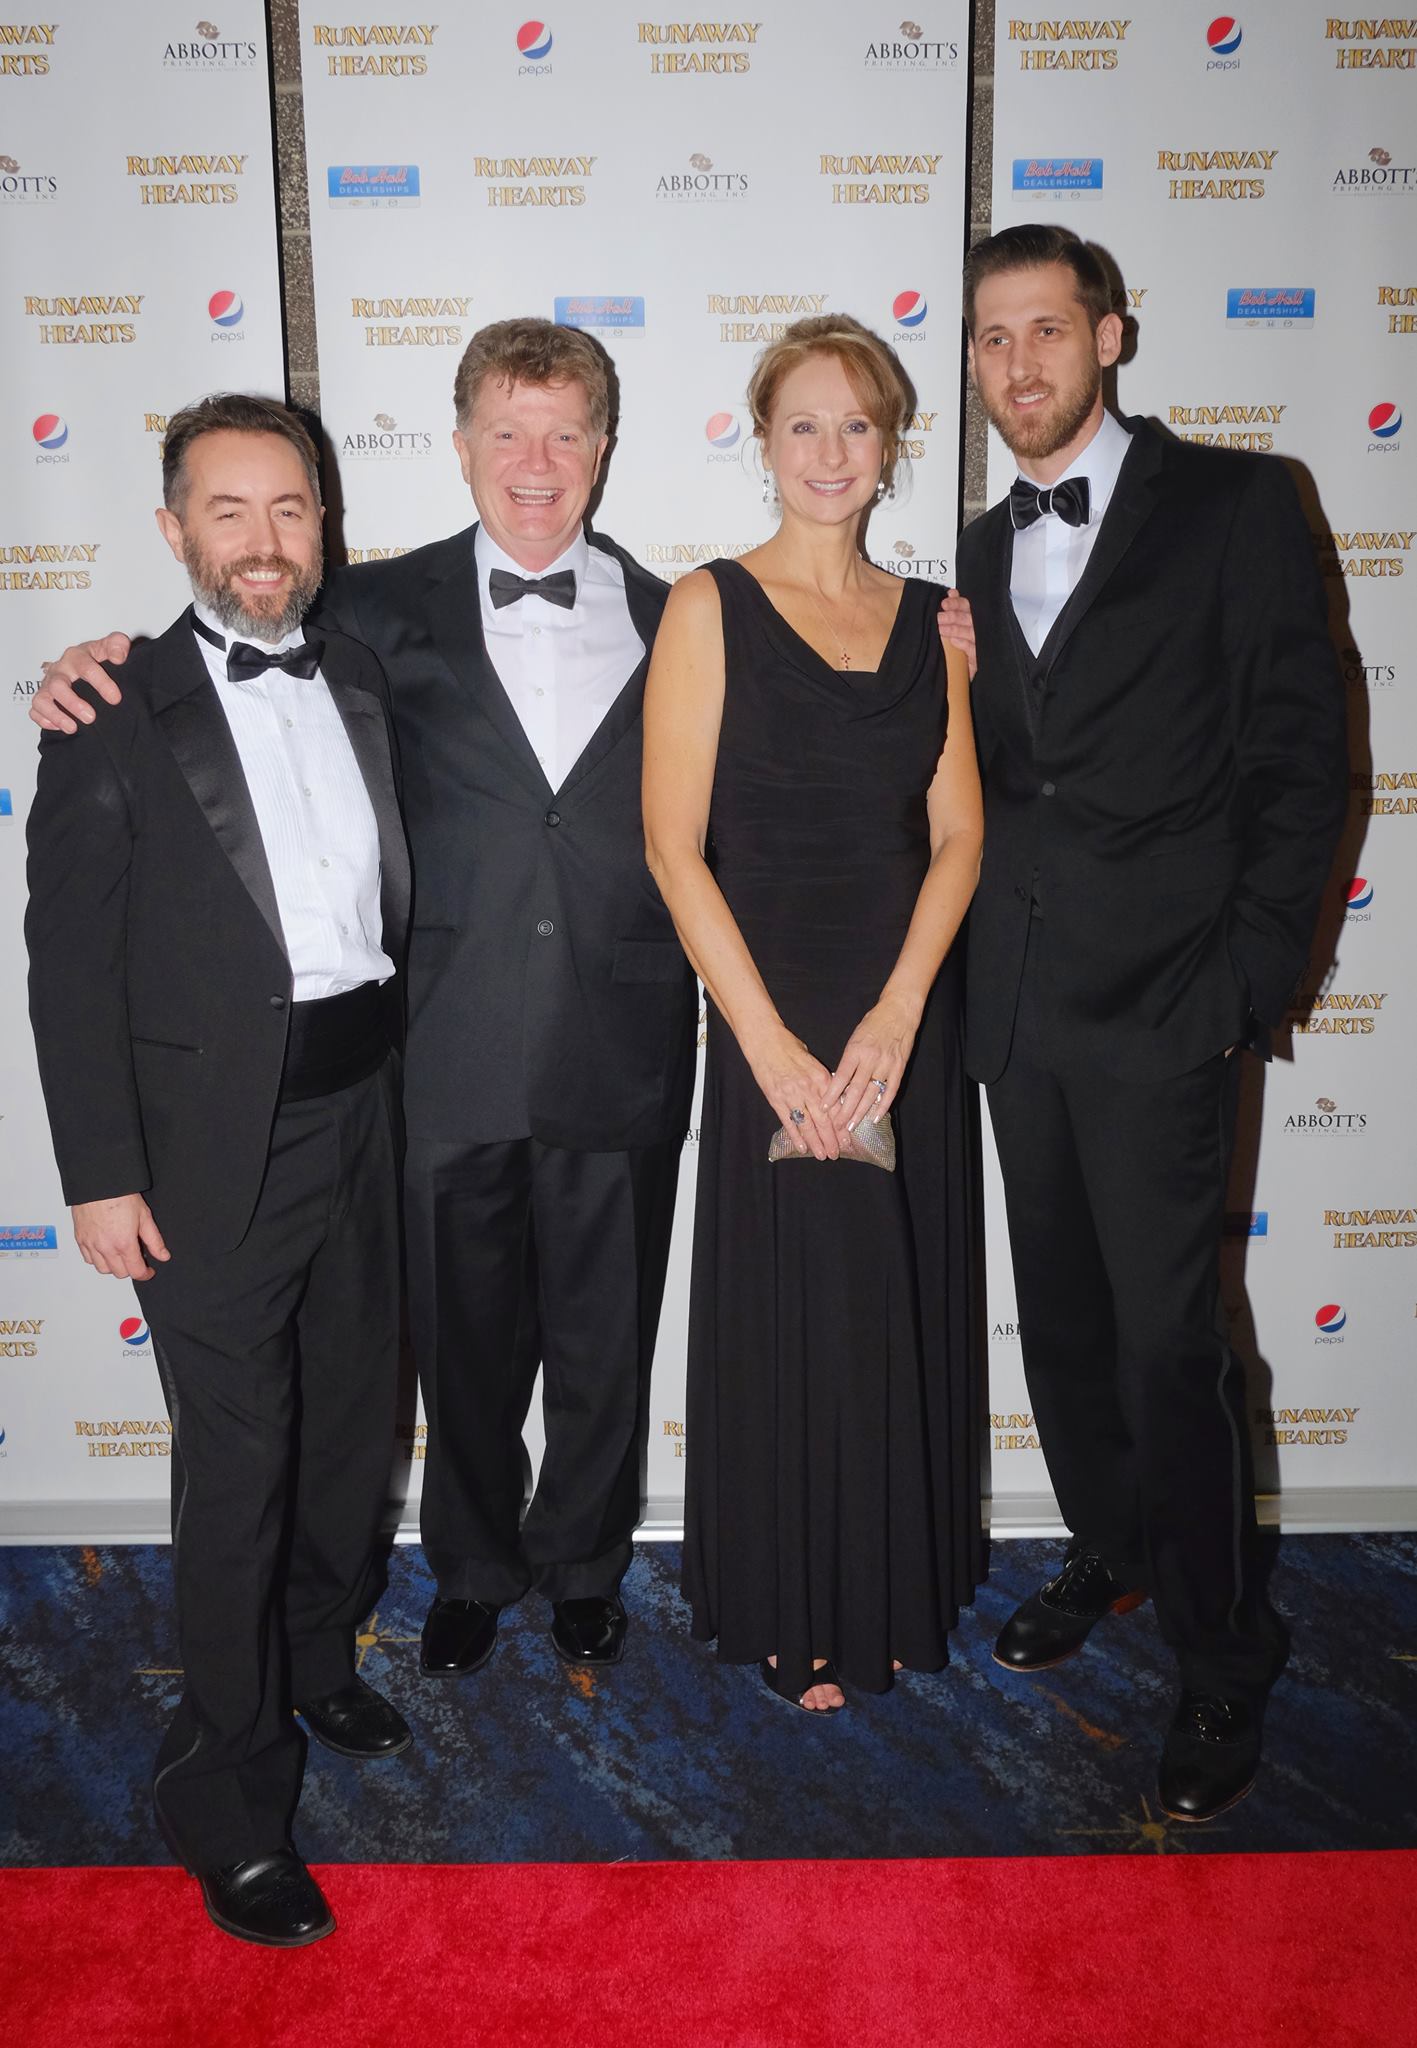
[550,1594,628,1665]
[1157,1691,1261,1822]
[197,1851,335,1947]
[296,1676,411,1760]
[993,1550,1147,1671]
[420,1595,500,1674]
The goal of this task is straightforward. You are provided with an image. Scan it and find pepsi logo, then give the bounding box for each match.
[1347,877,1374,910]
[119,1316,150,1348]
[704,411,740,448]
[517,20,552,59]
[32,413,67,449]
[893,290,927,328]
[1314,1304,1346,1334]
[208,289,243,328]
[1207,16,1242,54]
[1368,402,1402,439]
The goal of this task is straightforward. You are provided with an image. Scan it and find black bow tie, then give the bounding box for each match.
[193,613,323,682]
[1009,475,1092,531]
[488,567,577,612]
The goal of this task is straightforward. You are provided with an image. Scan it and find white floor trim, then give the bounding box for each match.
[3,1488,1414,1548]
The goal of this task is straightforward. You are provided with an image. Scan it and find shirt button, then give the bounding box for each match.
[269,994,287,1010]
[545,809,561,827]
[320,857,331,868]
[535,687,545,698]
[536,918,554,937]
[303,786,312,799]
[1041,781,1057,797]
[532,626,542,637]
[284,717,294,730]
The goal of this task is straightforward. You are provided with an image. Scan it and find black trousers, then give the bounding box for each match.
[405,1135,681,1605]
[141,1060,401,1871]
[986,929,1277,1703]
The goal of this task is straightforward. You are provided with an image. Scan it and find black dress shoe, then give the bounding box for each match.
[420,1595,500,1674]
[550,1594,627,1665]
[296,1676,411,1760]
[1157,1691,1261,1822]
[993,1550,1147,1671]
[197,1851,335,1947]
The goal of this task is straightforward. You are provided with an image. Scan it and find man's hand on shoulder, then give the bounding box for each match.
[938,591,978,679]
[72,1194,170,1281]
[30,636,132,735]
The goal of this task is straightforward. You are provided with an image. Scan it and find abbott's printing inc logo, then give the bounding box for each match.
[865,20,959,68]
[1334,144,1416,195]
[656,152,747,203]
[821,151,942,206]
[1284,1096,1367,1135]
[0,154,57,202]
[341,413,433,460]
[311,19,437,76]
[163,19,258,69]
[876,539,951,581]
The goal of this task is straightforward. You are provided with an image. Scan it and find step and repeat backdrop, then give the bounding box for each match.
[1,0,1411,1536]
[295,0,973,1520]
[0,4,285,1527]
[984,4,1417,1508]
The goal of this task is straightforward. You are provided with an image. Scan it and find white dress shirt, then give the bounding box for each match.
[192,598,394,1002]
[1009,408,1132,656]
[476,527,644,792]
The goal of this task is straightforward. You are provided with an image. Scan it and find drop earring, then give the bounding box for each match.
[763,469,779,507]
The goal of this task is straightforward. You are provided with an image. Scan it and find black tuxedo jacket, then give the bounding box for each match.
[319,523,696,1151]
[955,417,1347,1083]
[25,611,410,1253]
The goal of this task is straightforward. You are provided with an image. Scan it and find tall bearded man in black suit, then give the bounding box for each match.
[944,225,1346,1820]
[26,395,411,1945]
[31,321,696,1677]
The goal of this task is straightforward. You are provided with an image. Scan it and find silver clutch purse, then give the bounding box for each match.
[768,1111,896,1172]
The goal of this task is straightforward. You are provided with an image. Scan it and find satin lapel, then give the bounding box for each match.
[1033,426,1165,679]
[975,505,1034,744]
[553,533,665,800]
[152,632,287,958]
[322,648,412,958]
[422,530,551,797]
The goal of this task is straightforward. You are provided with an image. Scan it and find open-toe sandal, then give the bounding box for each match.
[758,1656,845,1715]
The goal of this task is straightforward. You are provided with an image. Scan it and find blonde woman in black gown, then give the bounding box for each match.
[644,317,983,1712]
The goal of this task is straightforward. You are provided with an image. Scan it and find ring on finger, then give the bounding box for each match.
[790,1107,805,1125]
[871,1077,887,1098]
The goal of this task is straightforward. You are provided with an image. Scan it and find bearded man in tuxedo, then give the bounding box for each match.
[944,225,1346,1820]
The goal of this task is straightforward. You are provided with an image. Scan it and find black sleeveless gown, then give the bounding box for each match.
[682,559,982,1693]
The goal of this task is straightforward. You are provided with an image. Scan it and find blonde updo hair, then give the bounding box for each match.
[747,313,915,490]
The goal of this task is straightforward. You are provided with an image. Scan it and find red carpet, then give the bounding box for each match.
[2,1852,1411,2048]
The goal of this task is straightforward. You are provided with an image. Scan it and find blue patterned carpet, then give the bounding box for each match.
[2,1536,1415,1867]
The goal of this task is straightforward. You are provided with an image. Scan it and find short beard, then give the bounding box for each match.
[184,536,323,643]
[983,359,1102,463]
